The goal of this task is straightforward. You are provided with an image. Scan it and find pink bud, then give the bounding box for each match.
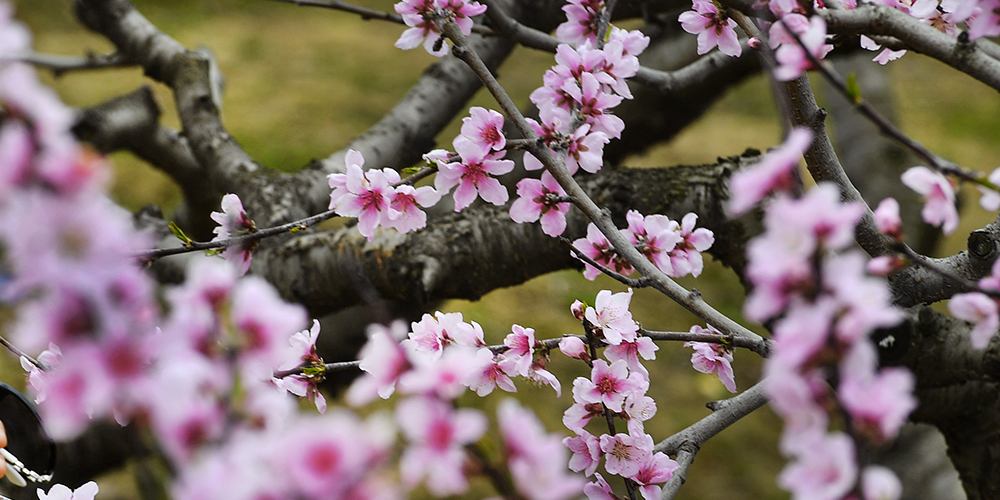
[570,299,586,321]
[558,336,590,361]
[748,37,762,50]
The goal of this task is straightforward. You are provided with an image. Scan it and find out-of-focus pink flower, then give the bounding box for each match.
[499,399,585,500]
[977,167,1000,211]
[824,251,903,343]
[230,276,308,380]
[949,292,999,349]
[862,465,903,500]
[777,431,857,500]
[679,1,742,57]
[684,332,737,393]
[210,193,256,275]
[901,166,959,235]
[584,289,639,345]
[510,171,571,237]
[838,342,916,442]
[968,0,1000,39]
[874,197,903,240]
[396,396,487,496]
[728,127,813,216]
[347,321,411,405]
[398,345,484,399]
[772,15,833,81]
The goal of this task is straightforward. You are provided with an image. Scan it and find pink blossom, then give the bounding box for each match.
[949,292,999,349]
[501,324,538,376]
[679,1,742,57]
[968,0,1000,39]
[274,319,326,413]
[977,167,1000,211]
[460,106,506,153]
[838,342,916,442]
[558,336,590,361]
[564,378,606,432]
[901,166,959,235]
[572,223,634,280]
[396,396,486,495]
[866,255,906,276]
[525,360,563,397]
[435,136,514,211]
[499,399,585,500]
[555,0,604,45]
[466,348,517,396]
[584,289,640,345]
[769,297,837,370]
[584,474,622,500]
[37,482,99,500]
[404,311,484,359]
[564,431,602,476]
[777,431,857,500]
[874,197,903,239]
[728,127,813,216]
[773,15,833,81]
[604,336,657,377]
[777,183,866,251]
[509,171,571,237]
[685,337,737,393]
[332,151,398,240]
[621,392,657,435]
[398,345,485,399]
[624,210,682,276]
[565,123,609,174]
[599,432,653,478]
[631,452,679,500]
[230,276,308,380]
[669,213,714,277]
[824,251,903,343]
[561,72,624,138]
[210,194,256,275]
[384,183,440,234]
[347,321,412,405]
[577,359,643,413]
[393,0,487,56]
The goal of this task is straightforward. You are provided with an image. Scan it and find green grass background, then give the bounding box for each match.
[8,1,1000,499]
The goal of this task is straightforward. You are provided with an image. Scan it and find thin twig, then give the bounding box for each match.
[560,237,652,289]
[10,51,131,74]
[0,334,45,370]
[270,0,497,36]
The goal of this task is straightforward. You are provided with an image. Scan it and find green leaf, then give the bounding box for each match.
[845,73,863,104]
[169,221,193,246]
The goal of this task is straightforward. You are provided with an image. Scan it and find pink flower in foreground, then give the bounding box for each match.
[669,212,714,277]
[435,136,514,211]
[460,106,506,153]
[624,210,682,276]
[604,336,657,377]
[949,292,999,349]
[466,348,517,396]
[564,431,602,476]
[332,151,398,240]
[502,324,538,377]
[346,321,411,405]
[584,474,622,500]
[555,0,604,45]
[577,359,642,413]
[728,127,812,216]
[777,431,857,500]
[901,166,959,235]
[385,183,440,234]
[838,343,915,442]
[599,432,653,478]
[773,15,832,81]
[558,336,590,361]
[584,288,639,345]
[685,337,736,393]
[678,1,742,57]
[509,171,571,236]
[631,452,679,500]
[210,193,256,275]
[500,399,585,500]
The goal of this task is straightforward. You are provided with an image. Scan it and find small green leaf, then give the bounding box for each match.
[845,73,863,104]
[169,221,193,246]
[205,248,223,256]
[402,166,421,176]
[302,364,326,377]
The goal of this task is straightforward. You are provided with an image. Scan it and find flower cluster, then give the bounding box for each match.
[329,149,441,240]
[393,0,486,57]
[948,258,1000,349]
[347,312,576,498]
[560,290,678,500]
[685,325,737,393]
[572,210,714,280]
[733,150,913,497]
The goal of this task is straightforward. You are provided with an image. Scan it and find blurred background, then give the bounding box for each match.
[7,0,1000,498]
